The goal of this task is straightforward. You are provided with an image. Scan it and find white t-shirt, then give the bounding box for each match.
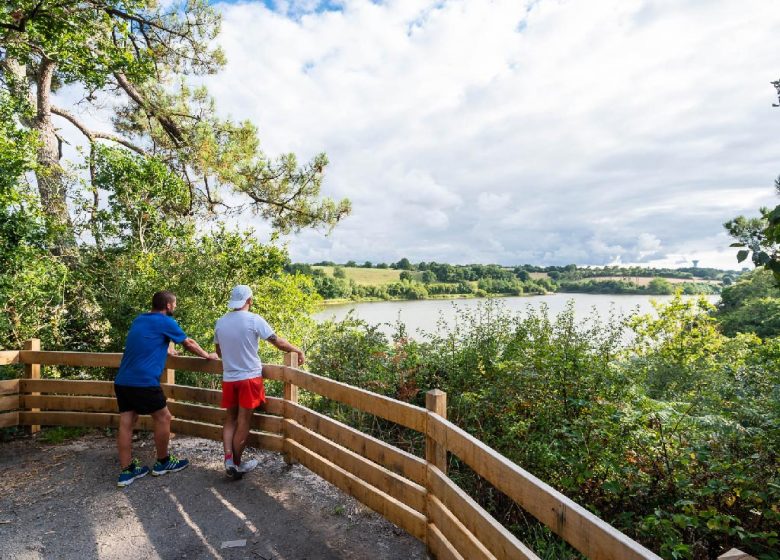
[214,311,275,382]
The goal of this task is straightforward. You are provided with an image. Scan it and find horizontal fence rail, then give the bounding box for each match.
[0,343,677,560]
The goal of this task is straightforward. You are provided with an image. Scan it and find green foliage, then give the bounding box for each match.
[85,146,193,250]
[38,426,89,444]
[717,269,780,337]
[648,277,675,294]
[0,92,71,350]
[629,295,725,400]
[309,298,780,559]
[74,226,316,383]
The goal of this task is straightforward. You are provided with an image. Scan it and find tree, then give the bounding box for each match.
[726,81,780,284]
[647,277,674,295]
[0,2,350,353]
[1,0,350,252]
[716,269,780,337]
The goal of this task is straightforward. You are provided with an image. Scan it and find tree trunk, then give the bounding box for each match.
[33,58,74,251]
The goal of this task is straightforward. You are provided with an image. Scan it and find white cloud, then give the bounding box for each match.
[171,0,780,267]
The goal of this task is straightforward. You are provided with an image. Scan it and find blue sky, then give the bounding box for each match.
[145,2,780,267]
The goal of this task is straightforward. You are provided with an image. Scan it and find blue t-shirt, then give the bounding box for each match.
[115,313,188,387]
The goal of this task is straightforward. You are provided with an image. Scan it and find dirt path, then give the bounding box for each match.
[0,431,428,560]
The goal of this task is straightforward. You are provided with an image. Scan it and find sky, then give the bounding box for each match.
[63,0,780,268]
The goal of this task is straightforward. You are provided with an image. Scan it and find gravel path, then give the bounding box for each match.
[0,431,428,560]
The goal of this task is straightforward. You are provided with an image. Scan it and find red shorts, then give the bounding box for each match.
[221,377,265,409]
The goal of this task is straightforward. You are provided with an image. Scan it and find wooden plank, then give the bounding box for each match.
[719,549,758,560]
[20,351,123,368]
[427,466,539,560]
[162,384,223,405]
[263,397,283,416]
[282,366,427,432]
[285,419,427,513]
[18,411,154,430]
[24,339,40,434]
[0,379,19,396]
[18,381,282,424]
[17,409,280,450]
[287,402,427,486]
[162,384,283,416]
[261,363,285,381]
[168,402,282,434]
[0,351,19,365]
[17,351,233,374]
[164,355,223,374]
[21,395,117,413]
[432,415,662,560]
[162,342,176,386]
[0,411,18,428]
[426,390,447,473]
[427,523,465,560]
[0,395,19,412]
[428,494,496,560]
[282,353,300,465]
[21,379,115,396]
[286,438,427,540]
[247,431,284,452]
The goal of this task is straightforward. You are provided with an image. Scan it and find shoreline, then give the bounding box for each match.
[318,289,719,307]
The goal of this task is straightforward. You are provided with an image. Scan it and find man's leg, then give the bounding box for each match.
[150,406,189,476]
[223,406,239,457]
[233,407,255,466]
[116,410,150,487]
[151,406,172,460]
[117,411,138,468]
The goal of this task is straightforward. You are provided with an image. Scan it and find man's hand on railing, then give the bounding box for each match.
[206,352,219,360]
[267,335,305,366]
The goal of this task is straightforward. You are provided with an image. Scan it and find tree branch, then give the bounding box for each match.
[114,72,184,146]
[51,105,148,155]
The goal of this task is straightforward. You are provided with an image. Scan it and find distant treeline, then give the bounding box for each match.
[287,261,730,301]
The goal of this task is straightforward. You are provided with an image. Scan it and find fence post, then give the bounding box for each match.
[282,352,299,465]
[718,549,757,560]
[162,341,176,386]
[24,338,41,434]
[425,389,447,474]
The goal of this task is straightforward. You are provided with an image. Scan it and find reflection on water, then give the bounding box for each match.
[313,293,720,338]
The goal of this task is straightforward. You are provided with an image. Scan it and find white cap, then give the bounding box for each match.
[227,285,253,310]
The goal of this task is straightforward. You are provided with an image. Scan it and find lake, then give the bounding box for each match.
[313,293,720,337]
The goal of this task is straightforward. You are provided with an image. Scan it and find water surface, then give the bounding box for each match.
[313,293,719,337]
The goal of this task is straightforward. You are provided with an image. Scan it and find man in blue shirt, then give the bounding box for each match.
[114,290,218,487]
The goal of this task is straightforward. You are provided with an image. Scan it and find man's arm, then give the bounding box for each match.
[182,338,219,360]
[267,334,305,366]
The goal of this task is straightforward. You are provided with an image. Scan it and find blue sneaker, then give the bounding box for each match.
[152,454,189,476]
[117,459,149,487]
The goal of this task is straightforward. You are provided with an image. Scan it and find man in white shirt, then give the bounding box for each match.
[214,285,305,478]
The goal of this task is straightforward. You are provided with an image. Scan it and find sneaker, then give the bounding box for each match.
[225,458,243,480]
[117,459,149,488]
[235,458,258,474]
[152,454,189,476]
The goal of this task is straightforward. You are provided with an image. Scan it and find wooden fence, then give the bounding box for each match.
[0,343,753,560]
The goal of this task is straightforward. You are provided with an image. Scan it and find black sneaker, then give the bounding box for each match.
[225,459,243,480]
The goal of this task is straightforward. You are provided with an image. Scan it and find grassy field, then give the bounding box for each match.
[529,272,716,286]
[313,266,402,285]
[581,276,718,286]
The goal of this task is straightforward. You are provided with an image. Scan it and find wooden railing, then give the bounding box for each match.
[0,343,753,560]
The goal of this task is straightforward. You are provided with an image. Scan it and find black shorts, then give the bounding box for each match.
[114,385,167,414]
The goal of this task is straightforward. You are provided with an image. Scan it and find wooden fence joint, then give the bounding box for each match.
[282,352,299,465]
[23,339,41,434]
